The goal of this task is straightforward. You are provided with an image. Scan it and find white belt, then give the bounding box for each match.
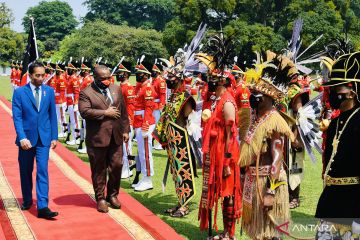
[66,93,74,97]
[134,110,144,116]
[55,93,60,96]
[154,99,160,103]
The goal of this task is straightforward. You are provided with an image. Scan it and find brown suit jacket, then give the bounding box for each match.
[79,83,130,148]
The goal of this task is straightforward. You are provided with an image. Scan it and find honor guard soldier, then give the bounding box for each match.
[45,63,56,89]
[10,61,17,92]
[231,63,251,143]
[132,61,156,191]
[78,62,94,154]
[55,64,68,138]
[116,61,136,178]
[65,62,81,145]
[14,62,21,88]
[151,61,166,150]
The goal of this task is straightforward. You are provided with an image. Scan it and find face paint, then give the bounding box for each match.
[270,139,282,175]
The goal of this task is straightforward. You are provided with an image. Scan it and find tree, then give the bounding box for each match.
[0,2,14,28]
[162,18,189,54]
[54,20,168,64]
[22,0,78,43]
[84,0,175,31]
[0,27,24,65]
[224,20,285,67]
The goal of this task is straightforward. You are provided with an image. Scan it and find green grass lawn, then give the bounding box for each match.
[0,76,324,239]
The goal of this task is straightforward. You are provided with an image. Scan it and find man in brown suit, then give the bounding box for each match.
[79,65,129,213]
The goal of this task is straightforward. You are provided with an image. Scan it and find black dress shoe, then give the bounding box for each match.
[37,207,59,219]
[20,202,33,210]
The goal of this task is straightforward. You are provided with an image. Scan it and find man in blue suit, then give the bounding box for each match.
[12,61,59,219]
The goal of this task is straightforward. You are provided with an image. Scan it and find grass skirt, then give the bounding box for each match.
[242,169,290,240]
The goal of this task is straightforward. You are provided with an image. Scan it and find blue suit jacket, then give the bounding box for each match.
[12,83,58,147]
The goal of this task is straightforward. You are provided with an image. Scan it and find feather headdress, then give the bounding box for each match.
[195,31,235,77]
[319,36,355,84]
[159,23,207,78]
[283,18,323,75]
[244,50,298,101]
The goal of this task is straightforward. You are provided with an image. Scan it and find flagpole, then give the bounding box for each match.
[29,17,39,60]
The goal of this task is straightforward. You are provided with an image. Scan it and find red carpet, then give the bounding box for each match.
[0,196,16,240]
[0,96,183,240]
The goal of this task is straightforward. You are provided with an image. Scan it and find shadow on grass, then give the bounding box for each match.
[121,184,209,239]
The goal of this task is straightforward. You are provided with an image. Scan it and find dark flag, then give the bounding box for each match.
[20,17,39,86]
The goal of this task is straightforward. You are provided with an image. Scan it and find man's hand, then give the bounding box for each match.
[263,194,275,211]
[104,106,120,119]
[223,166,231,178]
[51,140,57,149]
[20,139,32,150]
[141,123,149,132]
[123,133,129,143]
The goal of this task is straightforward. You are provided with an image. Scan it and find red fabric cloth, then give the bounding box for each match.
[199,90,242,233]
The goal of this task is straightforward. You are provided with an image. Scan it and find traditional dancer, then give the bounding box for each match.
[315,51,360,239]
[154,23,206,218]
[196,32,242,240]
[239,51,296,240]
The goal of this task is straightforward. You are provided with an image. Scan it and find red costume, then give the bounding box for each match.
[80,75,93,90]
[47,74,56,90]
[66,74,80,105]
[234,81,251,109]
[133,80,156,130]
[121,82,136,126]
[10,67,16,85]
[55,73,67,105]
[20,72,28,86]
[152,76,166,110]
[14,68,21,86]
[199,90,242,237]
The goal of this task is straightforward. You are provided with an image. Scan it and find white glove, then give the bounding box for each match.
[353,221,360,234]
[61,102,67,109]
[142,124,155,138]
